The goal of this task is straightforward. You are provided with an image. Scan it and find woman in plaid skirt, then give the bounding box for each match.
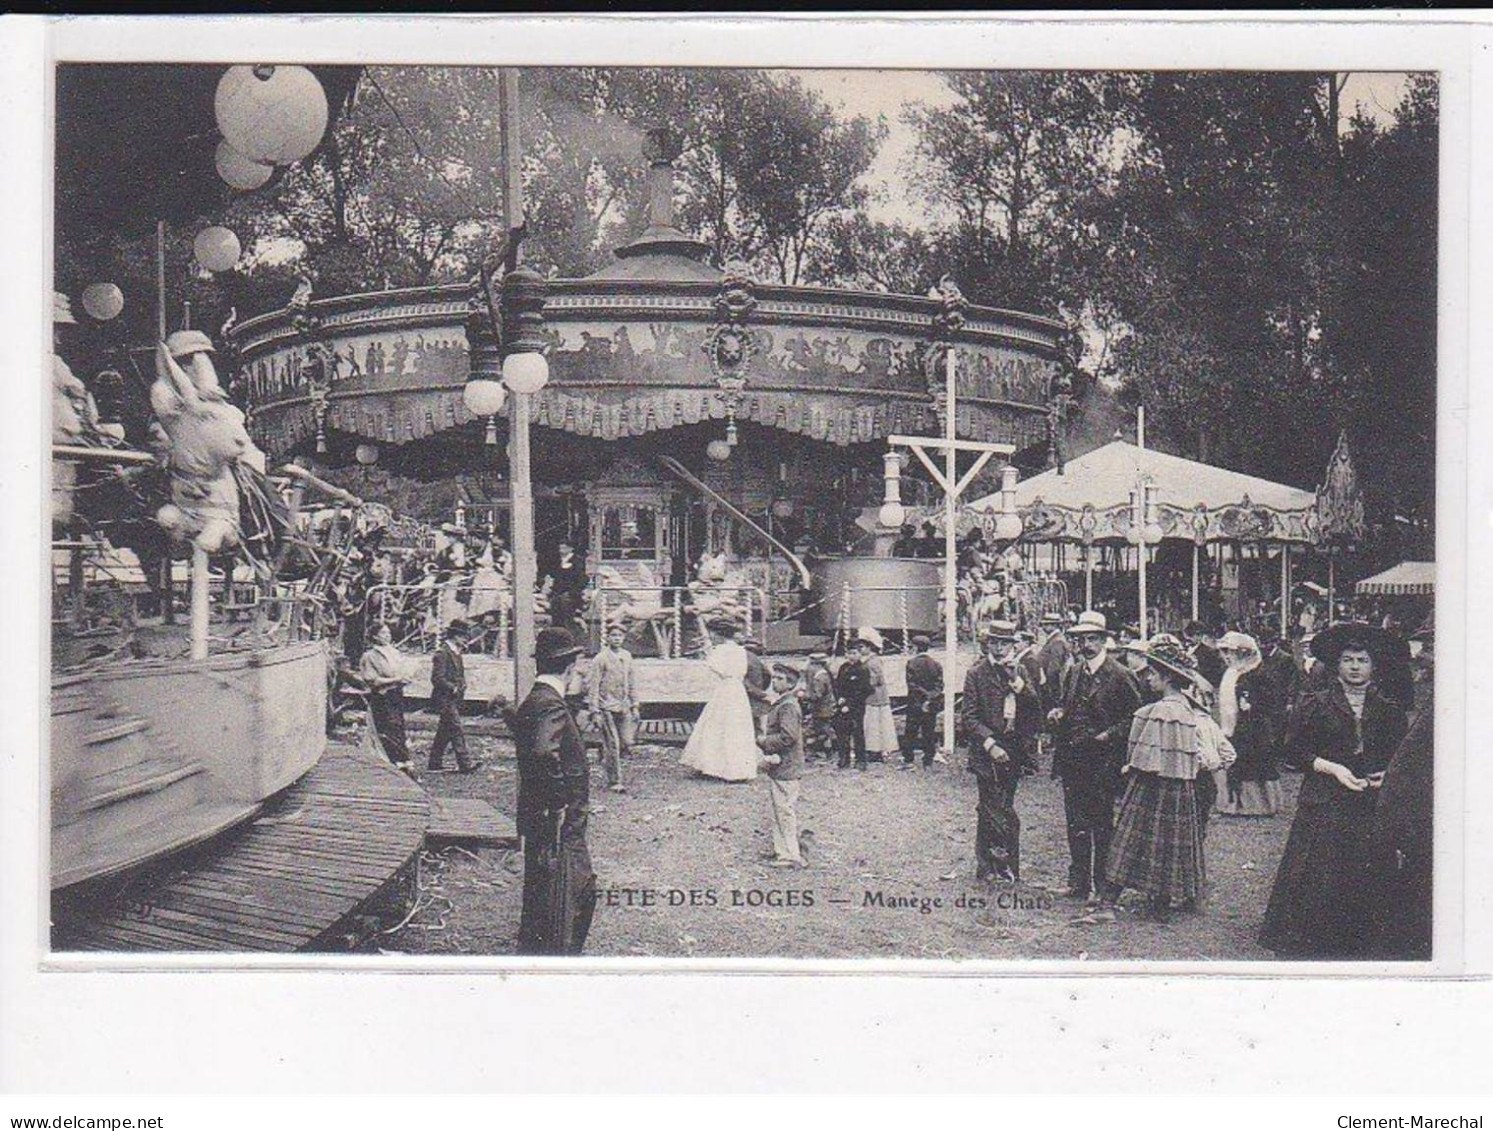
[1076,638,1235,925]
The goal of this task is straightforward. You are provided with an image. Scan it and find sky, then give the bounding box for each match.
[792,69,1412,230]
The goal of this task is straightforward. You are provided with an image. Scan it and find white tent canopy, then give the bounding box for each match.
[969,440,1319,545]
[1356,561,1435,596]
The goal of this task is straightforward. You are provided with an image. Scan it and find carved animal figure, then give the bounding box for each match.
[150,343,253,553]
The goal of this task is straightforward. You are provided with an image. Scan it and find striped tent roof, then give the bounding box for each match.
[1355,561,1435,596]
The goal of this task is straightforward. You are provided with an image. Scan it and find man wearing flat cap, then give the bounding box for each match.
[428,619,478,774]
[514,627,597,955]
[1050,611,1142,903]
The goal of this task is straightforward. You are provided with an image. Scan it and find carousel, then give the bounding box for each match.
[230,128,1067,697]
[966,430,1353,637]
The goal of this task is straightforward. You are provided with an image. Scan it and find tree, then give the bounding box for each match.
[905,71,1135,313]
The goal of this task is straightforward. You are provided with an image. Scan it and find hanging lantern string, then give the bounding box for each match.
[361,68,502,222]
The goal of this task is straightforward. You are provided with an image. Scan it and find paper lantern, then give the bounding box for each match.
[80,283,123,321]
[215,140,274,190]
[706,439,731,462]
[463,378,506,416]
[771,499,794,519]
[502,351,549,395]
[215,65,329,166]
[354,443,379,466]
[194,226,242,273]
[994,512,1023,542]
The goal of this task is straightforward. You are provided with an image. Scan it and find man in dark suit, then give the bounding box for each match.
[902,634,943,768]
[1050,611,1142,903]
[428,619,478,773]
[962,623,1041,882]
[514,628,597,956]
[546,537,589,628]
[833,638,873,770]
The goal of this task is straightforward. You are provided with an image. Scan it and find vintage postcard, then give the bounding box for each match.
[22,15,1477,983]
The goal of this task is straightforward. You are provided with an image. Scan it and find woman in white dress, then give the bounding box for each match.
[681,624,759,782]
[858,627,900,760]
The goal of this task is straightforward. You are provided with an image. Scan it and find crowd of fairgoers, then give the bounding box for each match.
[340,522,1432,959]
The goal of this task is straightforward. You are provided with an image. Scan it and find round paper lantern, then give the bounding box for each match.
[193,226,242,273]
[354,443,379,466]
[878,501,906,530]
[80,283,124,321]
[215,65,329,166]
[706,439,732,462]
[463,378,506,416]
[215,139,274,190]
[502,351,549,395]
[994,512,1023,542]
[771,499,794,519]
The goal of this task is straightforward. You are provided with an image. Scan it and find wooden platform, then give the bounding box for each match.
[52,743,430,954]
[425,796,517,848]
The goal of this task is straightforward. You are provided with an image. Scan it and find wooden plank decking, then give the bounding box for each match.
[52,743,430,954]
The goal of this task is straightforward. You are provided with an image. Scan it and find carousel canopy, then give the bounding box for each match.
[1355,561,1435,596]
[970,440,1320,545]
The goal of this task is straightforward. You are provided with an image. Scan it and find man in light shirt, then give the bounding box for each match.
[588,623,640,793]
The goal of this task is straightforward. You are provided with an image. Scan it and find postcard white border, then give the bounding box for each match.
[3,11,1490,1093]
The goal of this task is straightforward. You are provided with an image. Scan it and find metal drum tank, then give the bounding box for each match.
[802,556,942,636]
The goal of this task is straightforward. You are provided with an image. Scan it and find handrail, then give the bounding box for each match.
[655,454,812,588]
[52,444,156,466]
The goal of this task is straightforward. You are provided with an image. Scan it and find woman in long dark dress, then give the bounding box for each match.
[1259,624,1410,958]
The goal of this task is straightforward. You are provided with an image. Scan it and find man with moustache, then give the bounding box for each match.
[1049,611,1143,905]
[962,622,1041,883]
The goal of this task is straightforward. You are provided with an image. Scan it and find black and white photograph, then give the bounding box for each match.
[36,49,1451,967]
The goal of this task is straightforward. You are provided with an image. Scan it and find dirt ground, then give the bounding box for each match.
[375,718,1293,962]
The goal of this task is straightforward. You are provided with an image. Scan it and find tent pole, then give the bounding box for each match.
[1327,553,1336,624]
[1084,542,1093,611]
[1192,542,1200,622]
[1279,543,1290,639]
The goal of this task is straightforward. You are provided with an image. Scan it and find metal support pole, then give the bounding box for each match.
[1279,543,1290,639]
[1138,538,1149,640]
[190,544,210,660]
[69,545,86,629]
[942,346,958,760]
[1327,553,1336,625]
[1084,542,1094,611]
[1192,542,1200,622]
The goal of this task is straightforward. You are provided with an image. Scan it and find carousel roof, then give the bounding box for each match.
[969,441,1320,545]
[975,441,1316,514]
[1356,561,1435,596]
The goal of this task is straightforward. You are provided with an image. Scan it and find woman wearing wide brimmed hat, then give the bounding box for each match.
[1212,632,1284,818]
[1076,638,1235,925]
[1259,622,1411,958]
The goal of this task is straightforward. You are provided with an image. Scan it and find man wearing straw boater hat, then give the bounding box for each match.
[1049,611,1142,904]
[514,627,597,955]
